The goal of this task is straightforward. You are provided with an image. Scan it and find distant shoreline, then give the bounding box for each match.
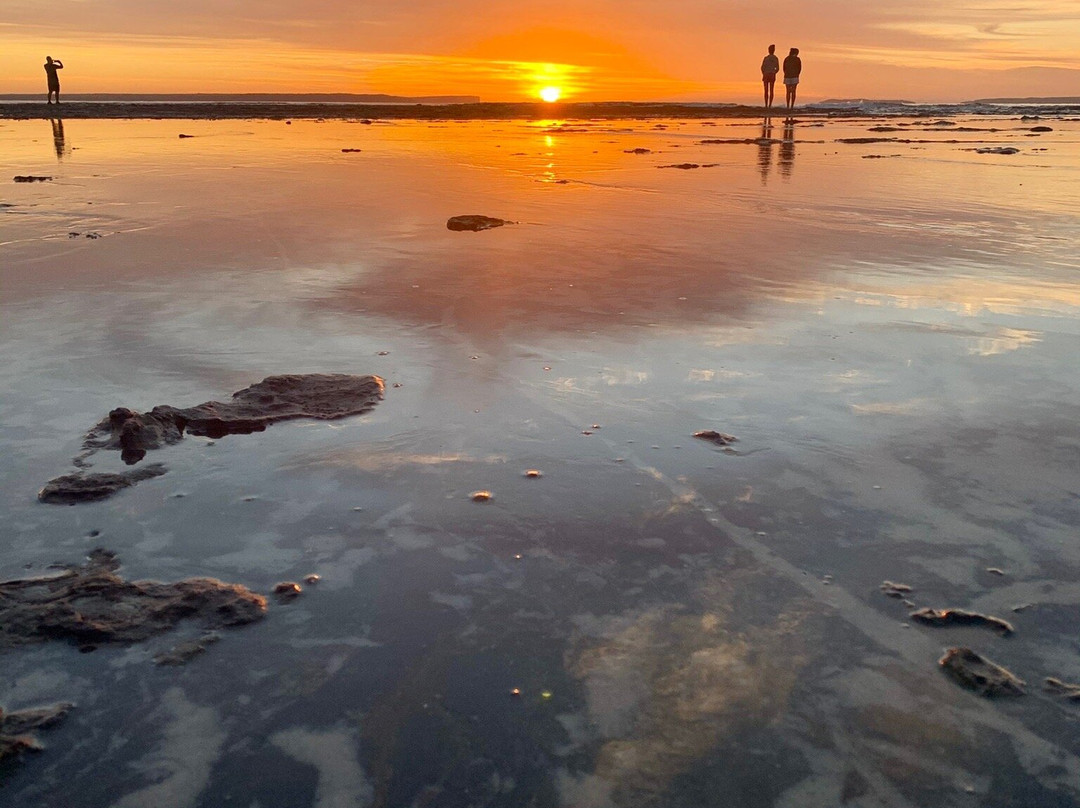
[1,100,1078,121]
[0,101,834,121]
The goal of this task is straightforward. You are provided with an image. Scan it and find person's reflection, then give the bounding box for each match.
[757,116,774,184]
[779,118,796,178]
[50,118,68,160]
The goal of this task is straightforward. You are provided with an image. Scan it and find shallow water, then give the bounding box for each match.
[2,115,1079,807]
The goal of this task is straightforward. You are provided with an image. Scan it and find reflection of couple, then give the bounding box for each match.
[760,45,801,109]
[757,117,796,184]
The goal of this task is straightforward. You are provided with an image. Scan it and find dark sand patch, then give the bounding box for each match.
[0,550,265,652]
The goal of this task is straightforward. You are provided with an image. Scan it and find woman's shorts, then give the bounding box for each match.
[783,77,799,86]
[762,74,776,84]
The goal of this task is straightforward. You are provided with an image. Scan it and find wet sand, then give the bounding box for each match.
[2,114,1080,807]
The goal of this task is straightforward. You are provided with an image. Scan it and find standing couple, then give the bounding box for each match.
[760,45,801,110]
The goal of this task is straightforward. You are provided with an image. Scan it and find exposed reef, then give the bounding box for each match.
[910,607,1014,635]
[693,430,738,446]
[939,647,1025,696]
[39,464,168,504]
[0,702,73,762]
[446,215,510,231]
[39,374,383,503]
[1044,677,1080,701]
[0,550,266,652]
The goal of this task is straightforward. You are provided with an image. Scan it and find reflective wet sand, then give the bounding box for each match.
[2,115,1079,807]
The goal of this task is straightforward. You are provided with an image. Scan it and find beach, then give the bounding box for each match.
[2,110,1080,807]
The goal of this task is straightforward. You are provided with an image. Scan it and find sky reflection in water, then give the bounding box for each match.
[1,116,1079,808]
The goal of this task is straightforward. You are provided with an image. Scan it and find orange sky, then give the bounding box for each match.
[2,1,1079,101]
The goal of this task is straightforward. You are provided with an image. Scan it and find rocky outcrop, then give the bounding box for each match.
[446,215,510,232]
[39,465,168,504]
[0,550,266,652]
[939,647,1024,696]
[0,702,73,762]
[39,374,383,502]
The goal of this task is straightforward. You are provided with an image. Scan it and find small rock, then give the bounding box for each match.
[659,163,701,170]
[447,215,510,232]
[1043,677,1080,701]
[272,581,302,600]
[910,607,1014,635]
[624,148,651,154]
[523,469,542,478]
[693,430,737,446]
[13,175,53,183]
[470,490,492,502]
[939,647,1024,696]
[986,567,1005,576]
[974,146,1020,155]
[303,574,321,585]
[178,134,194,139]
[341,148,362,153]
[880,580,913,598]
[1029,126,1053,132]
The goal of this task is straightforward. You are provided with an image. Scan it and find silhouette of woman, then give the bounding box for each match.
[782,48,801,110]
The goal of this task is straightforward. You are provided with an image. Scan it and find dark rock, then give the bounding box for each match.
[447,215,510,232]
[910,607,1013,635]
[1044,677,1080,701]
[178,134,194,138]
[0,550,266,651]
[39,464,168,504]
[879,580,912,598]
[303,574,321,584]
[0,702,73,762]
[660,163,701,169]
[13,176,52,182]
[693,430,738,446]
[273,581,302,600]
[341,148,362,153]
[1029,126,1053,132]
[974,146,1020,155]
[624,148,652,154]
[74,374,384,471]
[939,648,1024,696]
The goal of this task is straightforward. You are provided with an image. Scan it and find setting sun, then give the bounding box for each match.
[539,86,562,102]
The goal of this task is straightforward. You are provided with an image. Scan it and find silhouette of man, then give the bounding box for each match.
[760,45,780,108]
[782,48,801,110]
[44,56,64,105]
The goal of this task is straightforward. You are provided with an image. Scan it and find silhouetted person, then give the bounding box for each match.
[783,48,801,110]
[50,118,67,159]
[761,45,779,108]
[758,117,774,184]
[44,56,64,104]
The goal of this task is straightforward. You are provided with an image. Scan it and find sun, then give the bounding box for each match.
[539,86,562,103]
